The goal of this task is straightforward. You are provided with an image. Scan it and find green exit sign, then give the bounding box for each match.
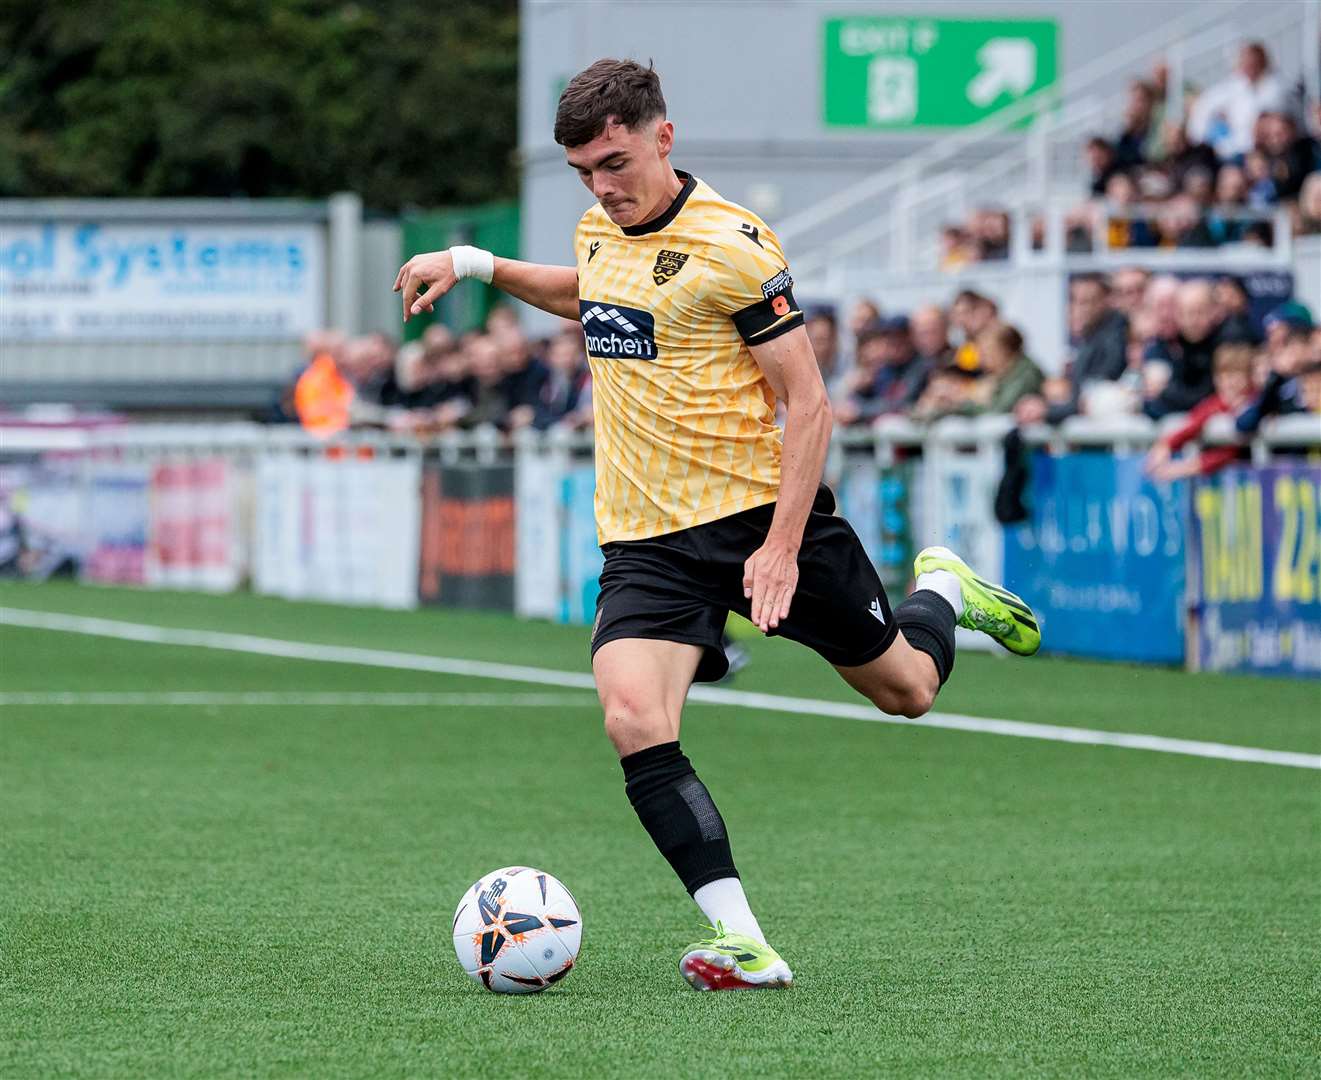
[824,16,1058,129]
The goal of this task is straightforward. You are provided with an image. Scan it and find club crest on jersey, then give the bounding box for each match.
[651,249,689,286]
[579,300,657,360]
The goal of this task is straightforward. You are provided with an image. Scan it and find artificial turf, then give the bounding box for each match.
[1,581,1318,1078]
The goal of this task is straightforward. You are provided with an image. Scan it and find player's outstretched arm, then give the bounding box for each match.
[742,325,833,633]
[394,246,580,323]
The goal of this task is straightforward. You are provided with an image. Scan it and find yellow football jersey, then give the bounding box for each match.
[575,171,804,542]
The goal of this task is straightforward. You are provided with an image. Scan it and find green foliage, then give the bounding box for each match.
[0,0,518,208]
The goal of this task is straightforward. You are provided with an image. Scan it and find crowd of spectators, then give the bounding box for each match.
[942,41,1321,267]
[278,309,592,438]
[815,270,1319,476]
[284,269,1320,481]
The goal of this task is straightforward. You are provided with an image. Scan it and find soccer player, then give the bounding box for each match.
[395,60,1040,990]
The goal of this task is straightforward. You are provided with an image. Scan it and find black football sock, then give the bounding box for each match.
[620,740,737,895]
[894,589,957,685]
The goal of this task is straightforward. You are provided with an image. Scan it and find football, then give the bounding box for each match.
[452,866,582,994]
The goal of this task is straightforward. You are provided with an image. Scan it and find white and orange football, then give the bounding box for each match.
[452,866,582,994]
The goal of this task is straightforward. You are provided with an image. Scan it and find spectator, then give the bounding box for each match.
[351,332,405,407]
[842,297,880,371]
[836,316,929,424]
[1154,195,1215,248]
[1258,111,1320,201]
[488,318,550,429]
[939,225,977,270]
[804,307,844,394]
[1085,136,1122,197]
[1243,148,1278,206]
[1187,41,1284,160]
[293,331,353,437]
[950,290,998,374]
[1115,80,1159,167]
[1182,165,1215,211]
[1263,301,1313,353]
[972,209,1011,261]
[1237,310,1316,432]
[1161,122,1220,191]
[911,304,955,369]
[1104,171,1158,247]
[1294,172,1321,235]
[1144,343,1257,480]
[1146,279,1224,417]
[1214,275,1262,345]
[916,322,1043,420]
[1206,164,1252,243]
[460,334,517,430]
[1110,267,1151,320]
[534,322,593,430]
[1016,274,1127,424]
[847,298,880,345]
[1136,275,1182,405]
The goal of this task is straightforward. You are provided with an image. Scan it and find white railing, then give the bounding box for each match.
[4,413,1316,464]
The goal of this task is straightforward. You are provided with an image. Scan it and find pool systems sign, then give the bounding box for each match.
[823,16,1058,129]
[0,220,325,340]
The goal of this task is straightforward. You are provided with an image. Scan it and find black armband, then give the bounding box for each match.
[731,285,804,345]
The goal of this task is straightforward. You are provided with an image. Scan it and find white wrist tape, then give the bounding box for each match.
[449,245,494,284]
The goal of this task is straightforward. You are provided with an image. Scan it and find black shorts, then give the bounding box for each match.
[590,485,898,682]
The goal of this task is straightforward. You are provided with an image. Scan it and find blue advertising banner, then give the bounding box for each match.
[1189,465,1321,678]
[559,464,603,626]
[836,457,912,591]
[1003,453,1186,662]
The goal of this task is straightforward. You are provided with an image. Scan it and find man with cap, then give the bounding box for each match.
[836,315,932,424]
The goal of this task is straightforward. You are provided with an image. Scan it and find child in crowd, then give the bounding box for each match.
[1144,343,1256,481]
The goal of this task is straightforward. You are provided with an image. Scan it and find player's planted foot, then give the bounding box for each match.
[678,922,794,990]
[914,546,1041,656]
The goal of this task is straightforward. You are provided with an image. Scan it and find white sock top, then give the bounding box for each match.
[915,568,965,619]
[692,877,766,944]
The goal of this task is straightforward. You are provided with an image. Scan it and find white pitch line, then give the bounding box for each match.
[3,607,1319,771]
[0,691,598,707]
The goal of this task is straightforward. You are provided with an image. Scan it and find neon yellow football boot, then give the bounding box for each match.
[678,922,794,990]
[913,546,1041,656]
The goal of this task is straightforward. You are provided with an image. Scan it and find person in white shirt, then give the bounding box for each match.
[1187,42,1284,160]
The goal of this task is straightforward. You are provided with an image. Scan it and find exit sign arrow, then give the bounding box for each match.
[967,38,1038,106]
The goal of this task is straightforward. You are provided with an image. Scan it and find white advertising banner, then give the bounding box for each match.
[254,454,420,609]
[914,449,1004,653]
[145,458,242,592]
[513,452,563,620]
[0,220,325,340]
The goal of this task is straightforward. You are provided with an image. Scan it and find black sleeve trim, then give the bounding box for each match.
[731,286,804,345]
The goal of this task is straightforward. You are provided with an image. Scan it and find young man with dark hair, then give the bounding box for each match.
[395,58,1040,991]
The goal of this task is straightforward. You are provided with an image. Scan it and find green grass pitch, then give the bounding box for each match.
[2,581,1318,1078]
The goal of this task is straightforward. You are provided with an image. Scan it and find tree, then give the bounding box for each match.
[0,0,519,209]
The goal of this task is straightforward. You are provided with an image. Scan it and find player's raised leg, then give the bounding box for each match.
[835,546,1040,715]
[592,637,792,989]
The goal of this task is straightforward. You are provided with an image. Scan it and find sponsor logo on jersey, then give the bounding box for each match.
[868,597,887,624]
[760,268,793,299]
[588,240,601,262]
[651,249,690,286]
[579,300,657,360]
[737,222,762,248]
